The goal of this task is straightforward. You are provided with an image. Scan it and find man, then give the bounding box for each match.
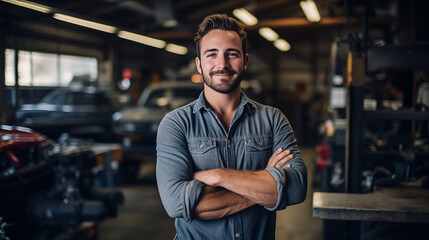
[156,14,307,240]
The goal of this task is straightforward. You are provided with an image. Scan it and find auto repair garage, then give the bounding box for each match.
[0,0,428,240]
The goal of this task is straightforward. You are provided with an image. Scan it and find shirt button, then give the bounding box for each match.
[199,144,204,149]
[259,140,263,146]
[235,233,240,238]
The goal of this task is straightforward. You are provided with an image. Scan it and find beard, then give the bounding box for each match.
[200,64,245,94]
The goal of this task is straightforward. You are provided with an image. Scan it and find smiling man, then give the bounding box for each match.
[156,14,307,240]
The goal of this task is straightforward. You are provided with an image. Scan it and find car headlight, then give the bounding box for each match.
[112,111,123,121]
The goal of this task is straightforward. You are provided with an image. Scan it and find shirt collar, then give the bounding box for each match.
[192,90,255,114]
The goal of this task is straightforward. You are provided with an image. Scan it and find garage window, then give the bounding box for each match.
[5,49,98,105]
[6,49,97,87]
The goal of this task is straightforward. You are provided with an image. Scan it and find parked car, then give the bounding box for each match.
[14,87,126,141]
[112,81,203,157]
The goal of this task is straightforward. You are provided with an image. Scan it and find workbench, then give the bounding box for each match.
[91,143,123,166]
[312,185,429,224]
[90,143,123,188]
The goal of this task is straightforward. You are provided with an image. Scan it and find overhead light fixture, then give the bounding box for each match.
[53,13,117,33]
[258,27,279,41]
[300,0,321,22]
[232,8,258,26]
[165,43,188,55]
[274,39,291,52]
[117,30,166,49]
[2,0,52,13]
[258,26,290,52]
[163,19,179,28]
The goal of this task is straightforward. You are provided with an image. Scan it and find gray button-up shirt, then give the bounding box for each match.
[156,91,307,240]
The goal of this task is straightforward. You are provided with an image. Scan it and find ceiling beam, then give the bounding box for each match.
[245,17,394,29]
[185,0,248,21]
[148,31,194,40]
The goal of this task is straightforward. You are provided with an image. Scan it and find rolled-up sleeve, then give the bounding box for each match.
[156,111,204,223]
[265,109,308,211]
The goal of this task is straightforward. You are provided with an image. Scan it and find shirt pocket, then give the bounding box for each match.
[188,139,219,171]
[244,135,273,170]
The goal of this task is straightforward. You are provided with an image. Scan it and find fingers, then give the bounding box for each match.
[266,148,294,169]
[275,155,293,169]
[266,148,284,167]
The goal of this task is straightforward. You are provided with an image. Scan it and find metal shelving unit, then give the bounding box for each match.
[345,84,429,193]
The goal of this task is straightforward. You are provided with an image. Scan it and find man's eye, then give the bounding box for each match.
[227,53,239,57]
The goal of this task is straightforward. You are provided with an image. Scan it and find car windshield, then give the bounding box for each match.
[142,87,201,109]
[39,91,67,105]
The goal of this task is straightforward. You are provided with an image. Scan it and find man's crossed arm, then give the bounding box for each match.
[193,148,293,220]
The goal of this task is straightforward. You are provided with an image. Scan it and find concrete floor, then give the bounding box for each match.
[98,147,323,240]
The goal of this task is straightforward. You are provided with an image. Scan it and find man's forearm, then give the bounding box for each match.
[193,148,293,219]
[194,169,279,208]
[194,185,255,220]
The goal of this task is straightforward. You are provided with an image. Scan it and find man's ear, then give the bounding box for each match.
[243,54,249,70]
[195,57,202,74]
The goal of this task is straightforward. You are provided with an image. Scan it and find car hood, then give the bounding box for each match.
[17,104,56,111]
[114,107,169,122]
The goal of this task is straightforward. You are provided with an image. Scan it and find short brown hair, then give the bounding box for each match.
[194,14,247,59]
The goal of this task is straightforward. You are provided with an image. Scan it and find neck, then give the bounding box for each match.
[204,86,241,112]
[204,86,241,130]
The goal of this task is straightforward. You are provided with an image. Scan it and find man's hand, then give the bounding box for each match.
[266,148,293,169]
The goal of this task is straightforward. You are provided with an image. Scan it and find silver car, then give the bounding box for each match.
[14,87,125,141]
[112,81,203,156]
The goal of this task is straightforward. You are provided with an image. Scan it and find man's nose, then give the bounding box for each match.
[216,55,229,68]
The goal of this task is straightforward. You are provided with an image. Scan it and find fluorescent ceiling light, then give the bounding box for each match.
[117,30,166,49]
[53,13,117,33]
[300,0,321,22]
[2,0,52,13]
[163,19,178,28]
[258,27,279,41]
[165,43,188,55]
[274,39,291,52]
[232,8,258,26]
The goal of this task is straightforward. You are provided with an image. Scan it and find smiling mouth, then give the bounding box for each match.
[213,73,233,77]
[210,69,237,76]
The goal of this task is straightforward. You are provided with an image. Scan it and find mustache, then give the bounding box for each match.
[209,69,237,76]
